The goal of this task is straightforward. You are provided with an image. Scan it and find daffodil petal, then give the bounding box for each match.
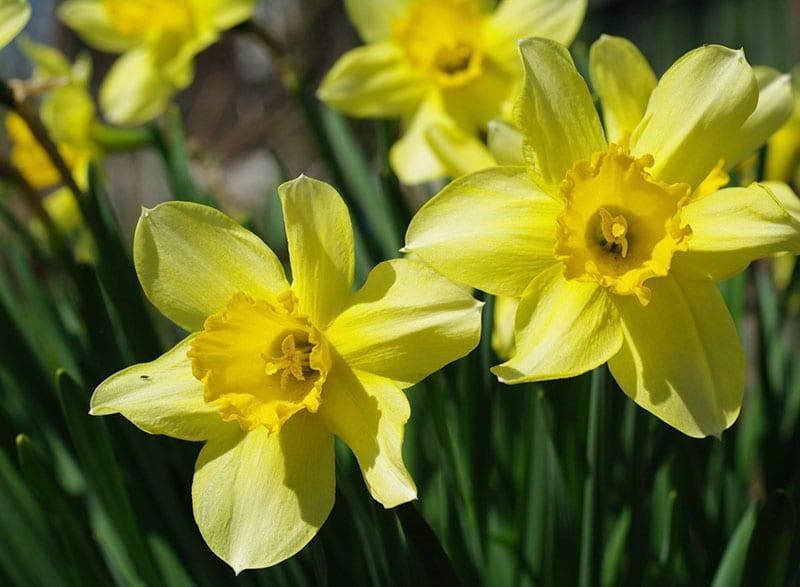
[405,166,561,297]
[609,275,743,438]
[193,414,334,573]
[673,183,800,281]
[325,259,482,388]
[630,45,758,188]
[197,0,257,29]
[390,94,451,184]
[517,38,607,187]
[57,0,141,53]
[718,66,795,170]
[319,362,416,508]
[487,119,525,166]
[278,176,355,329]
[483,0,586,70]
[426,123,495,178]
[134,201,289,333]
[90,335,223,441]
[491,295,519,361]
[589,35,657,144]
[318,43,429,119]
[0,0,30,50]
[492,265,622,383]
[100,48,181,125]
[343,0,409,43]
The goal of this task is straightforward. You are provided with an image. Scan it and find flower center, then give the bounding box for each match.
[555,145,693,305]
[393,0,483,87]
[188,291,330,433]
[598,207,629,257]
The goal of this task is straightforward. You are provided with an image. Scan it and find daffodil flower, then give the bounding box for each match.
[7,40,98,191]
[90,176,482,571]
[318,0,586,184]
[405,36,800,438]
[766,66,800,184]
[5,40,98,260]
[0,0,29,49]
[57,0,257,125]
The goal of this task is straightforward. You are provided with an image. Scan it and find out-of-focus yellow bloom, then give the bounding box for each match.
[406,36,800,438]
[0,0,29,49]
[7,40,98,190]
[766,66,800,184]
[6,41,98,260]
[90,176,481,571]
[57,0,258,125]
[318,0,586,184]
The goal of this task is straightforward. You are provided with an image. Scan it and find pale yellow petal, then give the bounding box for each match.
[318,43,429,119]
[483,0,587,70]
[718,66,795,169]
[90,335,223,441]
[426,123,495,177]
[441,58,513,132]
[492,265,622,383]
[589,35,657,144]
[100,48,180,125]
[405,166,561,297]
[134,201,289,333]
[18,36,72,78]
[487,119,525,165]
[319,361,416,508]
[57,0,141,53]
[516,38,607,187]
[630,45,758,188]
[193,414,334,573]
[390,93,451,184]
[491,295,519,360]
[343,0,409,42]
[609,275,743,438]
[199,0,257,29]
[673,183,800,281]
[278,176,355,329]
[0,0,29,49]
[325,259,482,388]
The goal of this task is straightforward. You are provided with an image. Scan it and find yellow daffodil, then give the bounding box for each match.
[766,66,800,184]
[7,40,98,190]
[57,0,257,125]
[405,36,800,438]
[6,40,98,260]
[90,176,481,571]
[318,0,586,184]
[0,0,29,49]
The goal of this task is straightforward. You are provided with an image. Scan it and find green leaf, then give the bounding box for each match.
[56,369,162,585]
[710,503,757,587]
[77,166,161,364]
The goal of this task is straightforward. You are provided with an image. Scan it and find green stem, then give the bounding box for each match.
[89,122,152,152]
[580,366,607,587]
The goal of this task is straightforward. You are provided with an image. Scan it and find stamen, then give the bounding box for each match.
[435,43,473,75]
[598,208,629,258]
[264,334,311,389]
